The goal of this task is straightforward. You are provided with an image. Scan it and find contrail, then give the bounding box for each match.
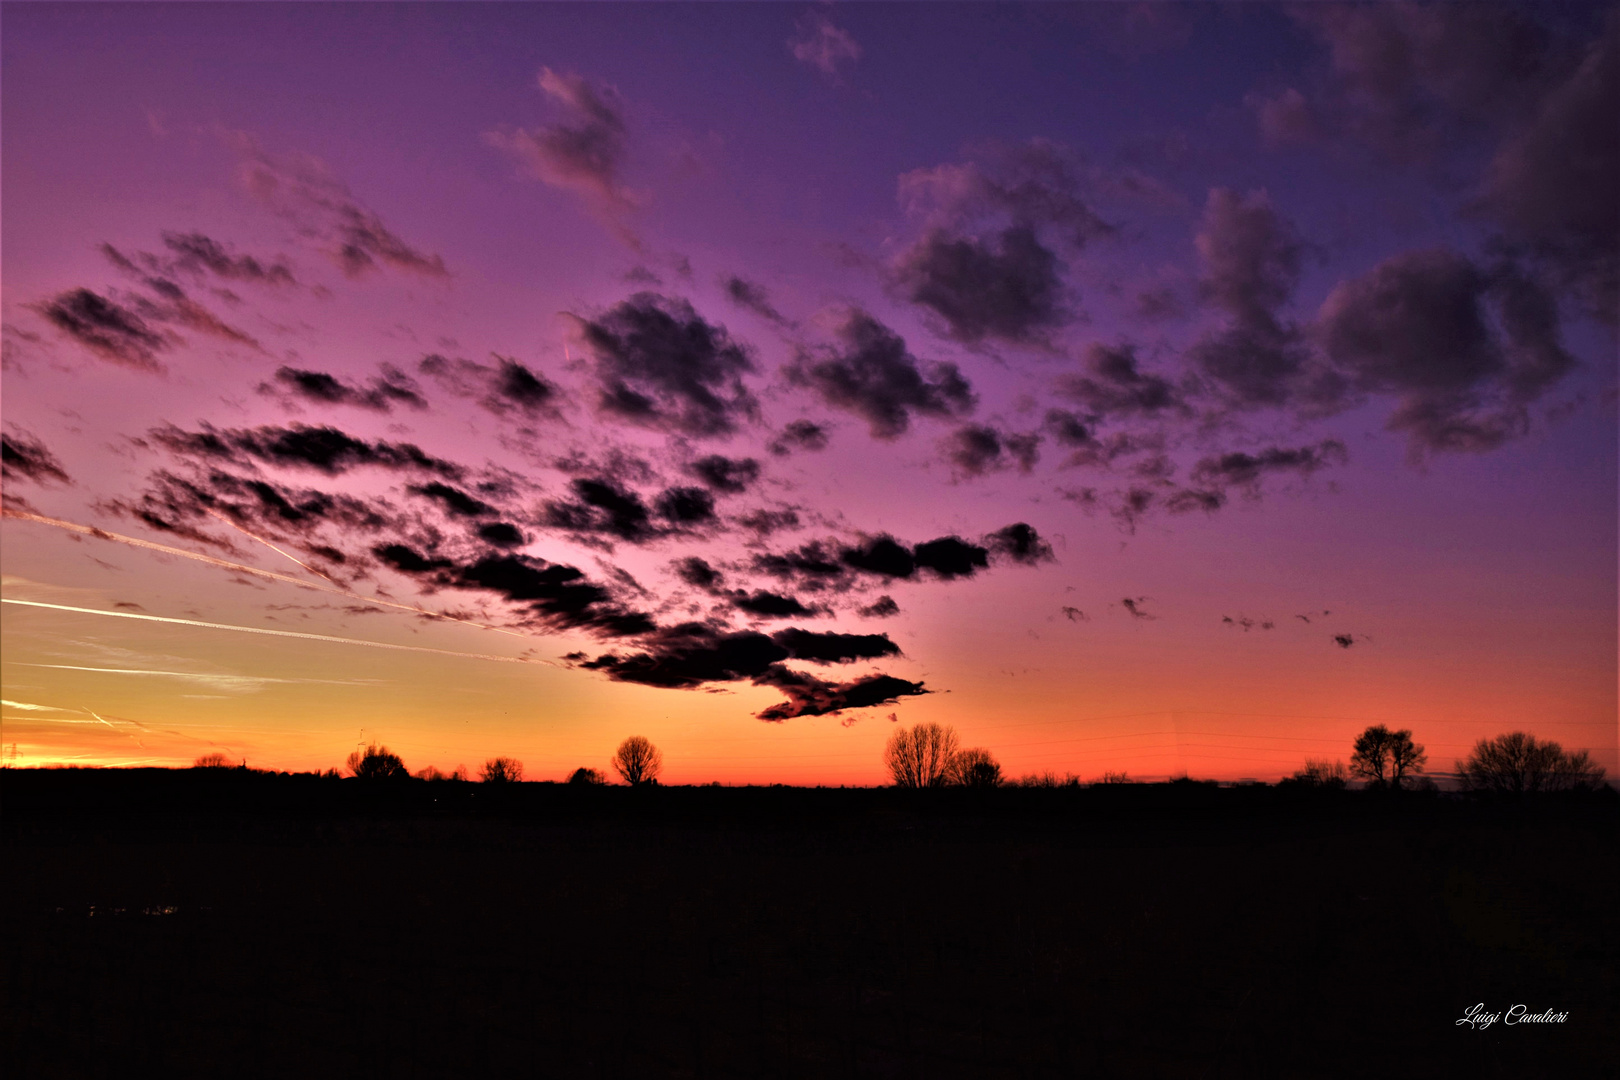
[1,598,537,664]
[1,507,535,642]
[203,506,343,587]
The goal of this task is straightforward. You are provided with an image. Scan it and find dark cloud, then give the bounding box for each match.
[579,622,899,692]
[888,140,1137,344]
[105,466,400,554]
[768,628,900,665]
[722,276,788,324]
[1,429,71,486]
[36,289,167,371]
[575,292,758,438]
[1056,343,1185,419]
[161,232,297,287]
[767,419,830,456]
[152,422,462,478]
[654,485,717,526]
[729,590,817,619]
[133,277,261,349]
[1315,249,1575,456]
[1061,606,1087,622]
[894,226,1071,346]
[232,134,448,279]
[687,454,760,494]
[264,365,427,413]
[858,595,900,618]
[754,670,929,722]
[1333,633,1360,649]
[671,557,720,590]
[485,68,634,213]
[1187,188,1321,408]
[582,627,741,685]
[898,139,1114,250]
[544,477,654,542]
[735,508,801,536]
[753,540,849,587]
[477,522,526,547]
[940,424,1041,478]
[410,482,496,518]
[1222,615,1274,632]
[1472,14,1619,324]
[985,522,1055,566]
[789,310,975,439]
[379,548,655,637]
[1043,408,1095,448]
[418,354,561,420]
[1289,3,1557,165]
[1121,596,1154,619]
[1189,440,1348,493]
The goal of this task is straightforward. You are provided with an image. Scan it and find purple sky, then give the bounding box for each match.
[3,2,1615,782]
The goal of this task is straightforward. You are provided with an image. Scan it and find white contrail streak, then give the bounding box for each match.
[1,507,536,642]
[1,598,537,664]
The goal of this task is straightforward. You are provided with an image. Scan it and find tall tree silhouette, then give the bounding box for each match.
[884,722,959,788]
[1349,725,1425,790]
[347,742,407,779]
[611,736,662,786]
[946,747,1002,787]
[480,756,524,783]
[1457,732,1606,794]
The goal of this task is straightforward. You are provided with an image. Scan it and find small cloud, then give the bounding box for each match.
[789,11,862,83]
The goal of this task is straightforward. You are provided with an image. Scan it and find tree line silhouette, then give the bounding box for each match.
[188,724,1606,794]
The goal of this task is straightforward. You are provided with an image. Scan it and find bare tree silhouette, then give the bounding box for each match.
[611,736,662,786]
[884,722,959,788]
[568,766,605,785]
[1457,732,1607,794]
[1350,725,1425,790]
[1290,759,1349,788]
[346,742,407,779]
[192,752,233,769]
[479,756,524,783]
[946,747,1002,787]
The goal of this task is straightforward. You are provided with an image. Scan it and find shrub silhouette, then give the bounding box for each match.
[346,742,407,779]
[192,752,234,769]
[1350,725,1425,790]
[1457,732,1607,794]
[1289,759,1349,788]
[611,737,662,786]
[1096,771,1133,785]
[568,767,605,785]
[480,757,524,783]
[884,722,959,788]
[946,747,1002,787]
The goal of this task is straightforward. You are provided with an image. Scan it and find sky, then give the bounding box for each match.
[2,1,1615,784]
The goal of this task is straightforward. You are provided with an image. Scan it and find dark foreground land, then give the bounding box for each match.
[4,771,1617,1078]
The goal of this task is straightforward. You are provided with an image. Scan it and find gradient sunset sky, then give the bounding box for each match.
[3,1,1615,784]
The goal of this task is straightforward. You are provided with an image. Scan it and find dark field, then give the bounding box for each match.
[4,771,1617,1078]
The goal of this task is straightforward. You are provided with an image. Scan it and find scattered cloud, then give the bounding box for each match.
[261,365,427,413]
[230,133,449,279]
[2,429,72,486]
[788,309,974,439]
[573,292,758,438]
[36,289,167,371]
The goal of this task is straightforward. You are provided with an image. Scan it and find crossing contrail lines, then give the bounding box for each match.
[1,599,538,664]
[0,507,537,643]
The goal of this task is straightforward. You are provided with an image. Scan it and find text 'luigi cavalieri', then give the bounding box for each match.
[1457,1004,1568,1030]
